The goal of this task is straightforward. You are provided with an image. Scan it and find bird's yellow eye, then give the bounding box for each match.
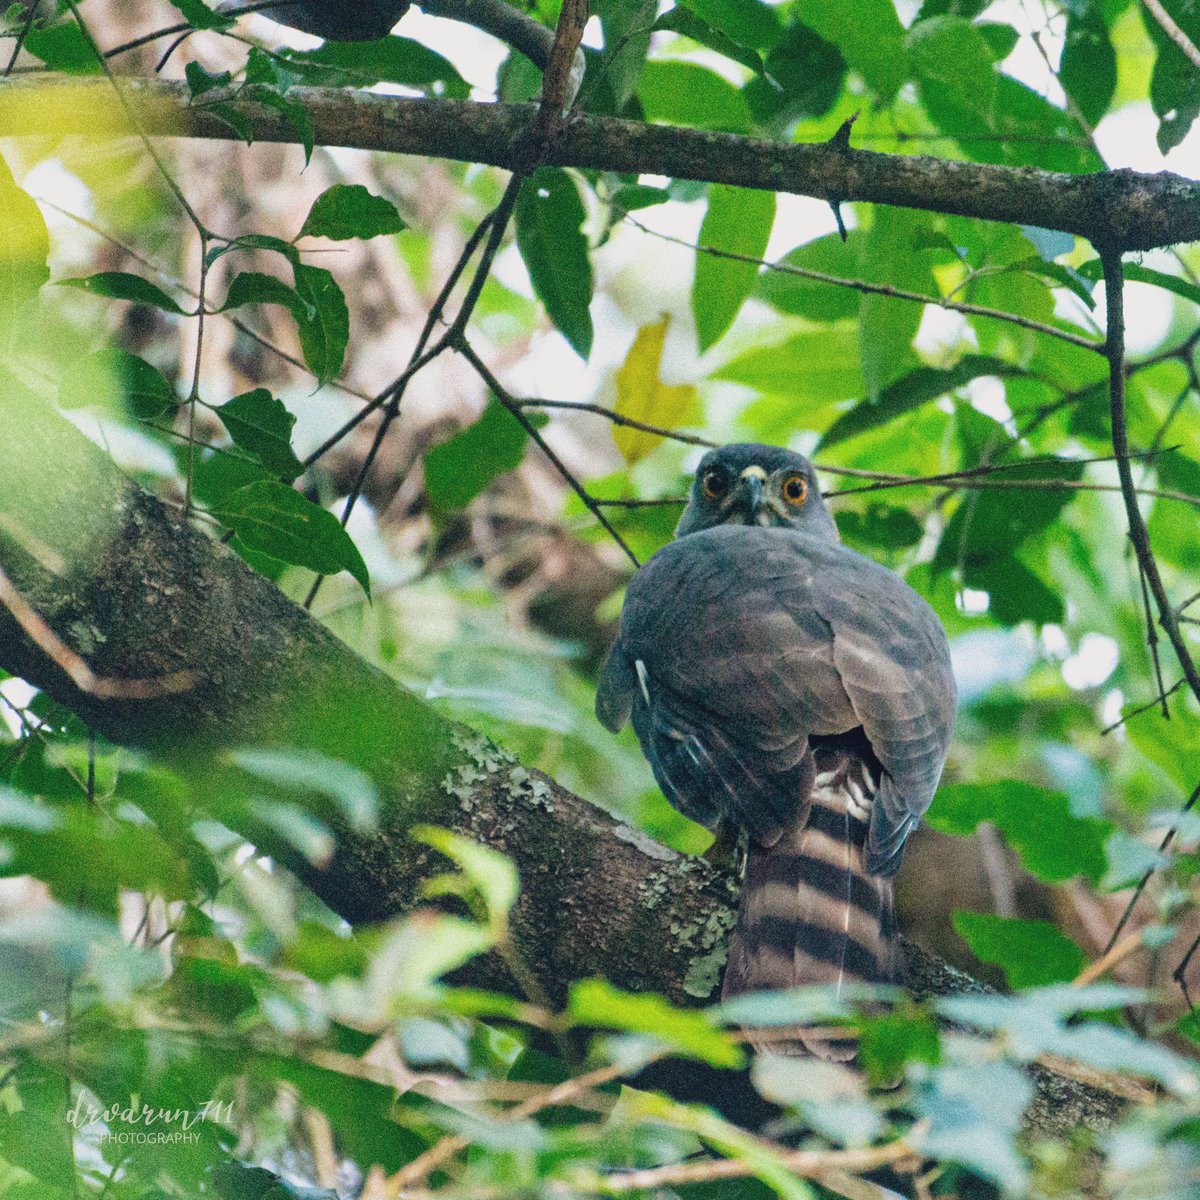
[702,469,728,499]
[781,472,807,505]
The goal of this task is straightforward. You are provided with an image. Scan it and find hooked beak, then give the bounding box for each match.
[738,466,766,521]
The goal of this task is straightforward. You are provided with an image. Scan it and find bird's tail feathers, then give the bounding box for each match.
[721,779,901,1060]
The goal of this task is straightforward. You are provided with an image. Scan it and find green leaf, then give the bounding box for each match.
[219,270,312,317]
[59,348,177,420]
[638,60,752,132]
[1143,0,1200,152]
[794,0,907,96]
[191,450,273,508]
[756,230,863,321]
[834,503,924,551]
[568,979,743,1068]
[820,356,1020,448]
[932,455,1085,572]
[211,481,369,593]
[228,748,378,833]
[515,169,594,359]
[610,184,671,212]
[298,184,406,241]
[0,152,50,325]
[184,61,232,97]
[1077,258,1200,308]
[746,20,845,125]
[953,912,1087,989]
[288,36,469,98]
[412,826,519,930]
[653,7,764,75]
[167,0,235,31]
[242,84,316,165]
[693,184,775,351]
[856,208,936,398]
[23,22,99,73]
[908,14,997,122]
[292,263,350,381]
[58,271,186,315]
[717,328,863,403]
[856,1008,941,1087]
[1060,7,1116,127]
[684,0,782,51]
[928,781,1112,884]
[1123,696,1200,793]
[214,389,303,479]
[423,399,533,518]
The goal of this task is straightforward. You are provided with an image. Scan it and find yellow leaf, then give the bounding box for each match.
[612,317,697,464]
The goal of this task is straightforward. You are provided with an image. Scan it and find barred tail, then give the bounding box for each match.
[721,789,901,1060]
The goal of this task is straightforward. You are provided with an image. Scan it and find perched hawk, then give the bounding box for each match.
[596,444,956,1052]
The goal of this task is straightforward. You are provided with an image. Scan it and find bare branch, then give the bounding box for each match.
[3,78,1200,250]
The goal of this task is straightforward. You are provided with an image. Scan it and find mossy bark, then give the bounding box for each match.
[0,385,1126,1136]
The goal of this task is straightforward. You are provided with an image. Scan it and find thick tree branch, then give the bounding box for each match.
[0,385,1130,1135]
[1,76,1198,250]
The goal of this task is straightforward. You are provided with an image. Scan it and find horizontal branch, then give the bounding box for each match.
[1,76,1199,249]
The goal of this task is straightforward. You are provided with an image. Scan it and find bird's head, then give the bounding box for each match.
[675,443,838,539]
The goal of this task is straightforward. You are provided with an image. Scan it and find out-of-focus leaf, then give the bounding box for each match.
[751,1056,884,1146]
[1124,696,1200,793]
[228,748,378,833]
[298,184,406,241]
[756,230,863,321]
[168,0,235,30]
[693,184,774,351]
[215,388,303,479]
[953,911,1087,988]
[516,168,594,359]
[911,1060,1032,1190]
[856,208,937,397]
[184,62,232,96]
[292,263,349,381]
[1060,7,1116,127]
[794,0,907,96]
[412,826,519,930]
[653,7,764,75]
[423,399,535,518]
[928,781,1112,884]
[287,36,469,97]
[1143,0,1200,152]
[717,328,863,407]
[856,1008,940,1087]
[834,504,923,551]
[612,317,698,463]
[211,481,369,594]
[0,153,49,324]
[610,184,670,212]
[820,356,1019,448]
[908,14,996,121]
[59,348,177,420]
[23,22,99,73]
[746,20,845,125]
[58,271,185,314]
[1078,257,1200,307]
[685,0,782,51]
[638,60,752,132]
[569,979,743,1067]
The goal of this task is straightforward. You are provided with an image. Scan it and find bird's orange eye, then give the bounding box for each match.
[702,470,728,499]
[781,473,807,505]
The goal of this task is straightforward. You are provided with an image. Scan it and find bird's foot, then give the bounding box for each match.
[813,770,871,824]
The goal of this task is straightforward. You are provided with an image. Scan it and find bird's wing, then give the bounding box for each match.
[607,527,853,844]
[811,549,956,876]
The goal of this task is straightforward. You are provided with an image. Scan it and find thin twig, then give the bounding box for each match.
[623,215,1103,353]
[386,1061,628,1195]
[578,1137,919,1194]
[1141,0,1200,70]
[456,339,641,567]
[1073,930,1144,987]
[515,398,715,449]
[1100,678,1184,735]
[3,0,39,77]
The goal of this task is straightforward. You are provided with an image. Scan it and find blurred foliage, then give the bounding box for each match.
[0,0,1198,1196]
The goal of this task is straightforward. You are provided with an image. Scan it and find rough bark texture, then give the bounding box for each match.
[0,385,1131,1136]
[0,76,1197,251]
